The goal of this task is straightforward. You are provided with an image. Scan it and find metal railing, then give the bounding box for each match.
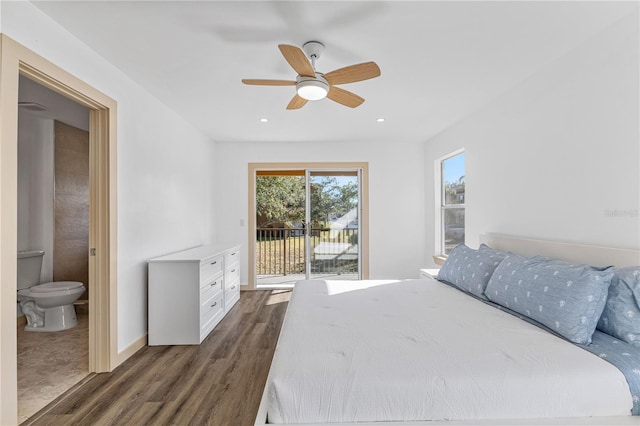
[256,227,358,276]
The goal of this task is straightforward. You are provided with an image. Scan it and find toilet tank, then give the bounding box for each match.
[17,250,45,290]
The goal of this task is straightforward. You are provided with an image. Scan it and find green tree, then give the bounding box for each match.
[444,176,465,205]
[310,177,358,226]
[310,177,336,225]
[257,175,359,228]
[255,176,304,226]
[336,181,357,215]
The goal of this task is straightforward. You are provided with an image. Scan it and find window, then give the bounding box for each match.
[441,152,465,255]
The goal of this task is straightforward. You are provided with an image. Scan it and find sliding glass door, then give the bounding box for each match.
[253,167,362,287]
[306,170,360,281]
[254,171,306,285]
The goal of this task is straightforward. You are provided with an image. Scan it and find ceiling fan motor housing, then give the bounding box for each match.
[302,41,324,60]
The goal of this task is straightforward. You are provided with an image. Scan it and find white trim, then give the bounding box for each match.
[116,334,146,366]
[305,169,311,278]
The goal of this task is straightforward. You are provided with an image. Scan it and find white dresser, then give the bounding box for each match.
[148,244,241,345]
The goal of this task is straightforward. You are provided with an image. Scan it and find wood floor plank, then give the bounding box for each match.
[28,290,290,426]
[63,348,177,422]
[121,402,164,426]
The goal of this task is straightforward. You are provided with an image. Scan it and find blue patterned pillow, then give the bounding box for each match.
[437,244,507,299]
[478,243,507,257]
[485,255,614,344]
[597,267,640,347]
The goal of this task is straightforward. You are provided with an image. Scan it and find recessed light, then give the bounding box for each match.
[259,118,269,123]
[376,118,385,123]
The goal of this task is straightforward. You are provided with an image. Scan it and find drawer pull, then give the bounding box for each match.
[211,301,217,307]
[231,285,236,290]
[210,261,217,265]
[231,269,236,273]
[210,281,217,287]
[231,252,236,256]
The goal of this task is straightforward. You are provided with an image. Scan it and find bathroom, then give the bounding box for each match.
[17,75,91,423]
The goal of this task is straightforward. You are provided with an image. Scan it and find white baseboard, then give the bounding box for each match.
[116,334,147,366]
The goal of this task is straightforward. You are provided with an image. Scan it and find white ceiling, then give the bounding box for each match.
[32,1,636,144]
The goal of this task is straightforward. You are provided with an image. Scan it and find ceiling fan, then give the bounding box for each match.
[242,41,381,110]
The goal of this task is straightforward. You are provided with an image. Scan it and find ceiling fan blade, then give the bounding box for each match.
[278,44,315,77]
[242,79,296,86]
[324,62,381,85]
[287,94,308,110]
[326,86,365,108]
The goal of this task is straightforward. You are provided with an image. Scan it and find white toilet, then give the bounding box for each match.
[17,250,86,332]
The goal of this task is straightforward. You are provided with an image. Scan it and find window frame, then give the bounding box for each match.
[435,149,465,259]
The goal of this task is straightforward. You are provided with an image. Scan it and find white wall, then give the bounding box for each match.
[17,111,54,283]
[424,10,639,265]
[214,140,426,284]
[2,1,216,351]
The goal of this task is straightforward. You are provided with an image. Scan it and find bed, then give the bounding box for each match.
[255,234,640,425]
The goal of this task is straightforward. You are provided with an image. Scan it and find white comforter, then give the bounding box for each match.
[266,279,632,423]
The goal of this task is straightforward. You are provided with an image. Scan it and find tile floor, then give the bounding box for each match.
[17,312,89,424]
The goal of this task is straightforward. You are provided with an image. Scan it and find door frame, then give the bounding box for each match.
[248,162,369,290]
[0,35,118,424]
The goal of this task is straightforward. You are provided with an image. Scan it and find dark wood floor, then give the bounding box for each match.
[25,290,291,426]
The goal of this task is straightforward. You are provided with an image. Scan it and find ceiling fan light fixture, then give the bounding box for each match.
[296,77,329,101]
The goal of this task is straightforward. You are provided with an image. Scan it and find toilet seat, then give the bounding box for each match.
[30,281,84,293]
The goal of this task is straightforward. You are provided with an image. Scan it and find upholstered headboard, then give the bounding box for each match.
[479,234,640,268]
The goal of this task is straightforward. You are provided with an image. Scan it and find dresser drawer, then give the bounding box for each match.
[200,293,224,340]
[225,264,240,284]
[225,248,240,267]
[200,274,223,301]
[225,277,239,292]
[201,255,223,283]
[225,284,240,310]
[201,291,224,324]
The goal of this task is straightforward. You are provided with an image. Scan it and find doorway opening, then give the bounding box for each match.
[0,35,118,425]
[249,163,369,289]
[16,75,91,422]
